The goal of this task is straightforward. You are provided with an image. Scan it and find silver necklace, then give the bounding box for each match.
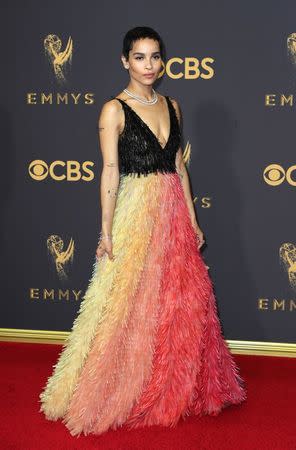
[123,88,158,105]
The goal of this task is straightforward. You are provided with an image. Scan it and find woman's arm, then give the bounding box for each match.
[170,98,200,231]
[97,100,122,238]
[170,98,205,249]
[175,146,200,231]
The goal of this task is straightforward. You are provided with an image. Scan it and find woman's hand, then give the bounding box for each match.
[191,219,205,249]
[96,234,114,261]
[191,220,209,269]
[192,220,210,270]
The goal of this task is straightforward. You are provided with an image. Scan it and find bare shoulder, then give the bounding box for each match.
[99,97,122,117]
[167,95,182,124]
[98,98,123,132]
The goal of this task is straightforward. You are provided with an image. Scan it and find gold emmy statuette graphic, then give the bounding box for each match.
[287,33,296,66]
[279,243,296,291]
[47,235,75,281]
[44,34,73,84]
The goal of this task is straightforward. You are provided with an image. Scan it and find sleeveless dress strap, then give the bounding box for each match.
[110,96,127,111]
[110,96,123,103]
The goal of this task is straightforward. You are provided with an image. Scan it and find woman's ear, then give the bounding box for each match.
[121,55,129,70]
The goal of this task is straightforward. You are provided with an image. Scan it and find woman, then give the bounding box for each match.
[39,26,247,437]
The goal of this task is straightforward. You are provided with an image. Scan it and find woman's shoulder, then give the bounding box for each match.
[165,93,179,108]
[97,96,125,130]
[165,94,181,124]
[100,95,125,115]
[107,91,179,105]
[101,91,181,117]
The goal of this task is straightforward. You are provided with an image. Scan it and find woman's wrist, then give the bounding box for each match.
[100,224,112,236]
[190,217,201,233]
[98,230,112,242]
[189,213,198,227]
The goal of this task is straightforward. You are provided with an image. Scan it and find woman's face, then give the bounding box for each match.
[122,38,162,85]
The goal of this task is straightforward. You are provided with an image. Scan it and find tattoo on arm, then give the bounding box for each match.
[107,188,118,198]
[177,167,184,179]
[106,162,116,167]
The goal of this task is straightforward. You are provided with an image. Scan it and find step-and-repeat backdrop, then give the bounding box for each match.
[1,2,295,343]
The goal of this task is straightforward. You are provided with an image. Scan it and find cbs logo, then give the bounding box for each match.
[159,57,214,79]
[263,164,296,186]
[28,160,94,181]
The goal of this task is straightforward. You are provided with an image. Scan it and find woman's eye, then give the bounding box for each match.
[135,56,160,60]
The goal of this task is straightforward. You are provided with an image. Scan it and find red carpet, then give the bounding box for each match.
[0,341,295,450]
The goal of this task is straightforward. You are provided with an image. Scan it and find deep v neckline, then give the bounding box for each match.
[116,95,172,151]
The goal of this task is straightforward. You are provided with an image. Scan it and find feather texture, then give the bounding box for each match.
[39,172,247,436]
[39,94,247,436]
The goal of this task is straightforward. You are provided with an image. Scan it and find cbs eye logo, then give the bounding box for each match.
[263,164,296,186]
[28,160,94,181]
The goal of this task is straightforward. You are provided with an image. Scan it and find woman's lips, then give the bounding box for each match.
[143,73,154,78]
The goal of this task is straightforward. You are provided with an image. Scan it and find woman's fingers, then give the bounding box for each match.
[106,243,114,260]
[96,244,106,259]
[198,239,205,249]
[196,233,205,249]
[107,251,114,260]
[96,241,115,261]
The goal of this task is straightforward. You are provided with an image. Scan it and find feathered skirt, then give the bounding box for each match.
[39,171,247,437]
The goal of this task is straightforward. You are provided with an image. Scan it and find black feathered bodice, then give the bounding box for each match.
[110,95,181,177]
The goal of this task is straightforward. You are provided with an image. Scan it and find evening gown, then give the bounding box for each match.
[39,94,247,437]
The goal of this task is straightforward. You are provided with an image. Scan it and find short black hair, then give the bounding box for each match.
[122,26,165,61]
